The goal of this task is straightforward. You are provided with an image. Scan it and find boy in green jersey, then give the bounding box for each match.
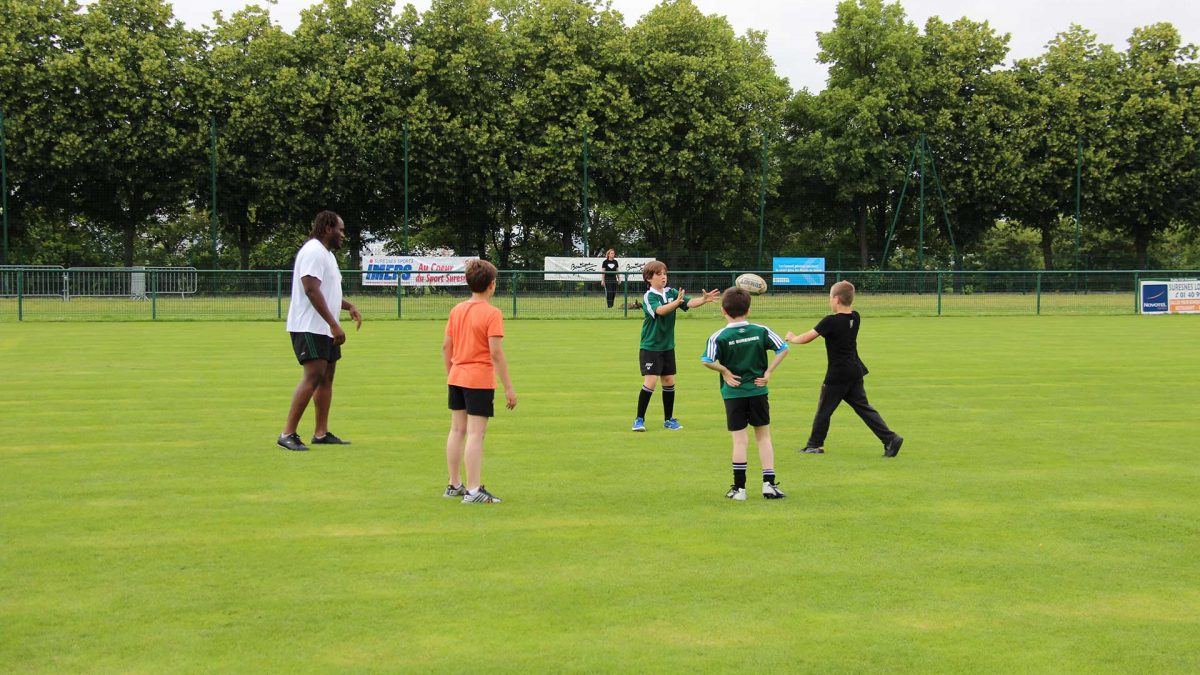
[633,261,720,431]
[701,287,790,500]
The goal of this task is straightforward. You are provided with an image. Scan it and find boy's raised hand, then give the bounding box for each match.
[700,288,720,303]
[785,330,798,343]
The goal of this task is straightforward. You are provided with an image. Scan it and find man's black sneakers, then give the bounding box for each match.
[277,433,309,451]
[884,435,904,458]
[312,432,351,445]
[800,446,825,454]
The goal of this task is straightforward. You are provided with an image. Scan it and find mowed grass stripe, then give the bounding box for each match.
[1,316,1197,672]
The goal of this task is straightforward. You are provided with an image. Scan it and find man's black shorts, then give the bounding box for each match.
[291,331,342,364]
[448,385,495,417]
[724,394,770,431]
[639,349,677,376]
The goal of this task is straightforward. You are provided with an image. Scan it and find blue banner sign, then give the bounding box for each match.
[772,257,825,286]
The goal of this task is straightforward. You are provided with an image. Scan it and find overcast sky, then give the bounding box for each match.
[165,0,1200,92]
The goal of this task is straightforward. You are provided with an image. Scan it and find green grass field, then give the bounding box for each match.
[2,315,1198,672]
[0,289,1134,322]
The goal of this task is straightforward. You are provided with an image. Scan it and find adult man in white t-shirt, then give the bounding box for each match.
[277,211,363,451]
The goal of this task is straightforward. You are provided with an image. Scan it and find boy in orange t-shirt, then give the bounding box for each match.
[441,259,517,503]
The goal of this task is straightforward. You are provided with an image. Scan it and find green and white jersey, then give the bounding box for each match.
[701,321,788,399]
[639,287,689,351]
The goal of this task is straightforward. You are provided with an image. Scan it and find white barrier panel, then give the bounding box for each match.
[361,256,476,286]
[1140,279,1200,314]
[543,257,656,282]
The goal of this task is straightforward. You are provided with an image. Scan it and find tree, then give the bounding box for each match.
[916,16,1013,263]
[0,0,84,263]
[290,0,413,269]
[615,0,789,265]
[1004,26,1119,270]
[799,0,925,267]
[65,0,206,266]
[408,0,512,259]
[1101,24,1200,267]
[202,6,299,269]
[493,0,633,265]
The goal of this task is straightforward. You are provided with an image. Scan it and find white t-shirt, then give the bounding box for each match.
[286,238,343,336]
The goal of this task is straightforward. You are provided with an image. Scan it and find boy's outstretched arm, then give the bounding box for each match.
[754,348,789,387]
[785,329,820,345]
[489,336,518,409]
[703,361,741,388]
[686,288,720,308]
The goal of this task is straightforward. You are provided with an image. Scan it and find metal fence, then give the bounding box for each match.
[0,266,198,301]
[0,268,1196,321]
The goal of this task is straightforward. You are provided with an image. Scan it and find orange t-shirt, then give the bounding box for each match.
[445,300,505,390]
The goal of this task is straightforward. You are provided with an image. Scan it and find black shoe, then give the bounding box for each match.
[277,433,309,451]
[800,446,825,454]
[884,435,903,458]
[311,432,351,445]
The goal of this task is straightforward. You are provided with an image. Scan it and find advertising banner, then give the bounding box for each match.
[1140,279,1200,314]
[772,257,826,286]
[543,257,657,282]
[361,256,476,286]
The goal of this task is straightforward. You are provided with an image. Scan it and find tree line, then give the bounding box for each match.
[1,0,1198,271]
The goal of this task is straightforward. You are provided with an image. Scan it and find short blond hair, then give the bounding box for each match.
[831,280,855,306]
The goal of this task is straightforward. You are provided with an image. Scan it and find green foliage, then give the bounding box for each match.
[971,219,1043,270]
[1,0,1199,270]
[616,0,789,265]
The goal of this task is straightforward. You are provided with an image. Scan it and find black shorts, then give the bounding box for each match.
[291,331,342,364]
[639,349,677,376]
[448,385,495,417]
[724,395,770,431]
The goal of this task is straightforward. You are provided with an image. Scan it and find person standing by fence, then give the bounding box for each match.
[277,211,362,452]
[601,248,620,308]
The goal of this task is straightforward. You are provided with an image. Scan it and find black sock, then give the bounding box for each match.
[762,469,776,486]
[636,386,653,418]
[733,463,747,489]
[662,385,675,420]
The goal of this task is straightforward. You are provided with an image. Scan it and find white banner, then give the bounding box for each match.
[1140,279,1200,314]
[361,256,477,287]
[543,257,657,282]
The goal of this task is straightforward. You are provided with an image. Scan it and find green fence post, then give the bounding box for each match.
[151,270,158,320]
[623,273,629,318]
[937,272,942,316]
[396,275,402,319]
[1133,272,1140,314]
[1035,272,1042,315]
[17,268,22,321]
[1,109,8,265]
[276,271,283,319]
[511,271,518,318]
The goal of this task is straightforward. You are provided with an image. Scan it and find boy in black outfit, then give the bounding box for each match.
[785,280,903,458]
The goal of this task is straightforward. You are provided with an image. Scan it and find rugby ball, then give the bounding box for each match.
[735,273,768,295]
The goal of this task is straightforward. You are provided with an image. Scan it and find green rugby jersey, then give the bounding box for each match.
[701,321,788,399]
[639,286,689,351]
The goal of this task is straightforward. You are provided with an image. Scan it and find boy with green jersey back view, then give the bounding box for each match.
[633,261,720,431]
[701,287,790,500]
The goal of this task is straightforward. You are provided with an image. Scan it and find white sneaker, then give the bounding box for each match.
[762,481,786,499]
[725,485,747,501]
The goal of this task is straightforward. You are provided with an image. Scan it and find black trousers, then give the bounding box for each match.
[807,378,896,447]
[605,283,618,308]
